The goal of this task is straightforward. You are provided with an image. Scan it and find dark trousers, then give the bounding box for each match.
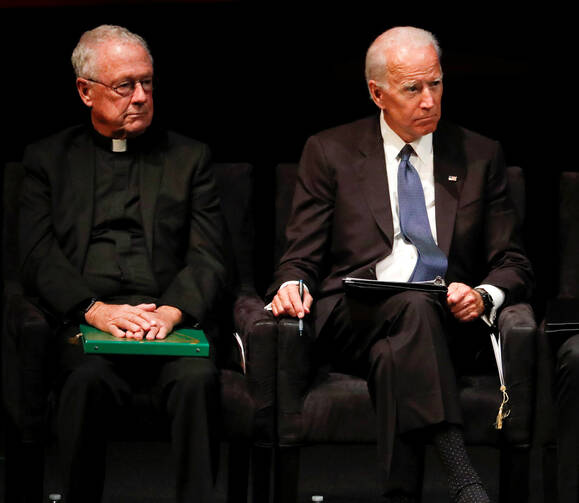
[56,335,220,503]
[317,290,467,496]
[556,334,579,503]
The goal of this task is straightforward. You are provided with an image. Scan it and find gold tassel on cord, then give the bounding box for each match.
[494,385,510,430]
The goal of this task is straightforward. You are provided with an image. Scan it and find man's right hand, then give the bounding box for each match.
[271,283,314,318]
[84,301,158,339]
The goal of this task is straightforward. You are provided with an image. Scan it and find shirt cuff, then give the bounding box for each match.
[477,283,505,326]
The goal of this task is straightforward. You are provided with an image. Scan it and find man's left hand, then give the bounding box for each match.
[446,282,484,322]
[126,305,183,340]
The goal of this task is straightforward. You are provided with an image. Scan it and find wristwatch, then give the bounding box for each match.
[474,288,493,317]
[78,297,99,321]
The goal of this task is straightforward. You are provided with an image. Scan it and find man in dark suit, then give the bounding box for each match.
[268,26,533,502]
[18,25,227,503]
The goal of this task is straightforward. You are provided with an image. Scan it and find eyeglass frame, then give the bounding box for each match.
[82,76,154,97]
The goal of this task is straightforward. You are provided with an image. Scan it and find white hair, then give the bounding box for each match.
[365,26,441,87]
[71,24,153,79]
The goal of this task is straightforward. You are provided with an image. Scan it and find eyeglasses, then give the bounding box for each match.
[85,77,154,97]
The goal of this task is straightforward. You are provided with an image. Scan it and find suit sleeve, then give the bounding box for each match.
[18,145,98,317]
[479,144,534,304]
[266,135,336,301]
[158,144,228,325]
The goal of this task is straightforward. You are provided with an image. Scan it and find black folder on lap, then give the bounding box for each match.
[342,276,447,297]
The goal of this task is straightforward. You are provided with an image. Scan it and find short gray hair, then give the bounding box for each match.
[365,26,441,87]
[71,24,153,79]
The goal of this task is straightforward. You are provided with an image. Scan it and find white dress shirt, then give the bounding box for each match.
[376,113,437,281]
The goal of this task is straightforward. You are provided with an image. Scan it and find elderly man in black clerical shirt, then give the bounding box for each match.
[18,25,227,503]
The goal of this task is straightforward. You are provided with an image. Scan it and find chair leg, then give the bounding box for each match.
[228,440,250,503]
[274,446,300,503]
[542,444,558,503]
[3,412,45,503]
[499,445,529,503]
[251,445,272,503]
[3,416,21,503]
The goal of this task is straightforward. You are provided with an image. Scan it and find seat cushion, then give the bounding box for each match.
[292,373,376,445]
[283,371,529,447]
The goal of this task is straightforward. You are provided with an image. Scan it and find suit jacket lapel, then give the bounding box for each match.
[139,148,164,257]
[433,125,464,257]
[354,117,394,247]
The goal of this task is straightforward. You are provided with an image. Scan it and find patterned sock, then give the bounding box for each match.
[432,424,490,502]
[454,482,491,503]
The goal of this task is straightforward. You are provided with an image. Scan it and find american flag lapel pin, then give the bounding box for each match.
[448,175,458,182]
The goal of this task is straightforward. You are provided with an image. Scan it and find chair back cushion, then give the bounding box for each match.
[212,162,255,291]
[506,165,525,223]
[2,162,26,293]
[273,163,299,267]
[558,171,579,298]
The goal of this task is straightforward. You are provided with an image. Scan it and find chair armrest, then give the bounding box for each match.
[277,317,315,418]
[233,292,273,340]
[277,316,313,444]
[232,293,277,443]
[533,321,557,445]
[2,294,57,442]
[497,302,537,443]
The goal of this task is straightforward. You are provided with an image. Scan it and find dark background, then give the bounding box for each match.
[0,0,559,311]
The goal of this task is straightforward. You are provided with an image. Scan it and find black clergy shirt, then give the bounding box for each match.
[81,132,160,305]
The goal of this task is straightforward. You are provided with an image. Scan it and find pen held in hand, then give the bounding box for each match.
[298,279,304,337]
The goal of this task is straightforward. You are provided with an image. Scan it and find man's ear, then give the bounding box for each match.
[76,78,93,107]
[368,80,386,110]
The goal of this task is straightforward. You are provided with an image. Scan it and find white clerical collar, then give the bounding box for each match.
[111,138,127,153]
[379,112,432,163]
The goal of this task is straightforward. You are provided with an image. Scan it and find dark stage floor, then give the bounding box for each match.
[0,438,548,502]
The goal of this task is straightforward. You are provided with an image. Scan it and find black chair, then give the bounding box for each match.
[1,161,277,503]
[272,163,537,503]
[538,171,579,502]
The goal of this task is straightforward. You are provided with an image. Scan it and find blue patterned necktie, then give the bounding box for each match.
[397,144,448,281]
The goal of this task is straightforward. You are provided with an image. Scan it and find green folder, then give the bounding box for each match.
[79,324,209,357]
